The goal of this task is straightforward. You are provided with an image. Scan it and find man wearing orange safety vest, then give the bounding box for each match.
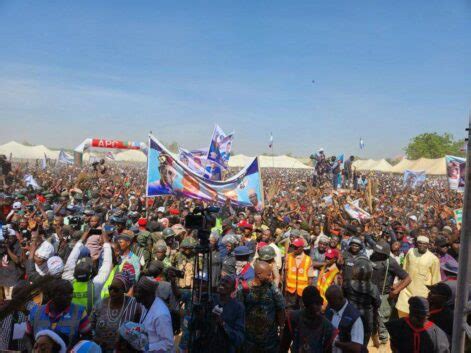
[284,238,314,309]
[317,248,341,308]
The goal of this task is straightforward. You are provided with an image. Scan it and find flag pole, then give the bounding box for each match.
[146,131,152,221]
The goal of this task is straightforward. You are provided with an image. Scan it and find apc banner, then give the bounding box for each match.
[403,170,426,188]
[147,135,263,210]
[206,125,234,170]
[446,155,465,192]
[91,139,142,150]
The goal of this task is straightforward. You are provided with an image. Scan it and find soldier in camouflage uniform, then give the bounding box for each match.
[257,246,281,288]
[171,237,196,290]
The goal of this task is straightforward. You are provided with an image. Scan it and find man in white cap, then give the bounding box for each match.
[396,235,441,317]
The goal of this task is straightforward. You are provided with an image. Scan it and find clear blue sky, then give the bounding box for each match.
[0,1,470,158]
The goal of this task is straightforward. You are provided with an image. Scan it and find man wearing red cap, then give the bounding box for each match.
[317,248,341,306]
[284,237,313,309]
[137,217,147,229]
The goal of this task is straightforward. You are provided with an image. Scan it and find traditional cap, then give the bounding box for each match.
[12,201,22,210]
[157,206,166,213]
[442,226,453,234]
[417,235,430,244]
[47,256,64,276]
[35,330,67,353]
[70,340,102,353]
[318,235,330,244]
[114,271,134,292]
[137,276,158,292]
[409,215,418,222]
[35,241,54,260]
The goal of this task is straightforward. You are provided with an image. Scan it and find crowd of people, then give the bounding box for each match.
[0,153,464,353]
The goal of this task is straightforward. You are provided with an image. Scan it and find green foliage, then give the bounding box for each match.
[404,132,465,159]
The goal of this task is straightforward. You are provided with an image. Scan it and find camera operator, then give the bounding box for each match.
[180,273,246,353]
[0,227,24,299]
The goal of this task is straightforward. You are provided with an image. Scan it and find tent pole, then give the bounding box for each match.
[451,117,471,353]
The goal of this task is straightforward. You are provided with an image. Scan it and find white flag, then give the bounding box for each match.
[58,150,74,165]
[41,153,47,170]
[24,174,41,190]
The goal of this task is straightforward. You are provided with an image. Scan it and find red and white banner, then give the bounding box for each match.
[75,138,146,153]
[91,138,142,150]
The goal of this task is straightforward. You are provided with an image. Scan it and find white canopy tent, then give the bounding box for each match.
[389,157,446,175]
[115,150,147,162]
[0,141,59,160]
[229,154,312,169]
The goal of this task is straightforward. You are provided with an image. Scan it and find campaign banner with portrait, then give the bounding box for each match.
[179,148,207,175]
[403,170,426,188]
[446,155,465,192]
[179,147,225,181]
[344,200,371,221]
[147,135,263,210]
[206,125,234,170]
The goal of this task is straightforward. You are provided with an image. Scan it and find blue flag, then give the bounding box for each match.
[206,125,234,170]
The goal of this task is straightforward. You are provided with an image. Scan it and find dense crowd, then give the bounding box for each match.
[0,152,464,353]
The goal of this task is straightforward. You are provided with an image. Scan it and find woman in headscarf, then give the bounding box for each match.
[90,269,141,353]
[33,330,67,353]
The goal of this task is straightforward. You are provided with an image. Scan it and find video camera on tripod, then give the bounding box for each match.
[184,205,220,353]
[184,205,219,249]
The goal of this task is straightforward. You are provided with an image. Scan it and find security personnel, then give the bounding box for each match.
[343,257,381,350]
[285,238,313,309]
[171,237,196,290]
[163,228,179,259]
[342,236,367,282]
[221,234,238,276]
[257,245,281,287]
[71,258,95,314]
[234,245,254,289]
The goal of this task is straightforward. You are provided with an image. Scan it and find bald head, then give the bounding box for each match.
[254,260,273,284]
[325,285,345,311]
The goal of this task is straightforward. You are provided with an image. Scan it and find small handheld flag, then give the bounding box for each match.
[359,138,365,150]
[269,133,273,149]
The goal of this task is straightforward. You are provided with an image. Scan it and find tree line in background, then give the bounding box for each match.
[404,132,465,160]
